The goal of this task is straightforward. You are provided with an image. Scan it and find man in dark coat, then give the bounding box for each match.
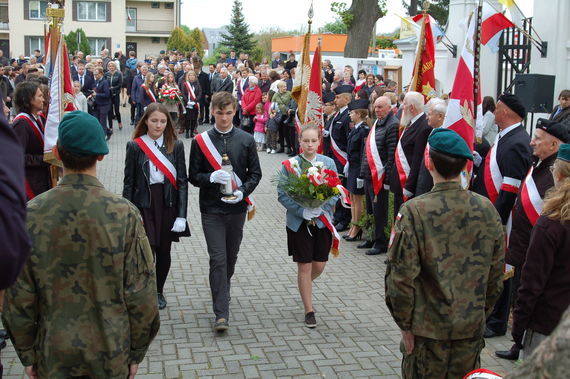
[389,91,431,216]
[329,85,352,231]
[73,63,95,98]
[210,67,233,94]
[321,91,336,157]
[549,89,570,128]
[473,93,533,338]
[360,96,399,255]
[90,67,112,139]
[495,118,568,360]
[194,64,210,125]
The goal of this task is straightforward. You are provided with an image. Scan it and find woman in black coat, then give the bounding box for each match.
[123,103,189,310]
[181,70,202,138]
[105,61,123,130]
[343,98,370,241]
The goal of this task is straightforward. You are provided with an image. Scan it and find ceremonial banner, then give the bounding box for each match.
[481,2,515,53]
[291,32,310,121]
[306,45,324,153]
[44,33,77,155]
[409,13,436,101]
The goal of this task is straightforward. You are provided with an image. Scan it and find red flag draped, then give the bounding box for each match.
[306,46,324,153]
[410,13,436,101]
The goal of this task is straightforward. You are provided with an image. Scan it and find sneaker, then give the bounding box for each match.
[271,149,277,154]
[213,318,229,332]
[157,293,167,310]
[305,312,317,328]
[266,148,271,153]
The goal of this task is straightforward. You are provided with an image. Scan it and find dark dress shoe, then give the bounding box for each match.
[484,327,504,338]
[357,241,374,249]
[495,344,520,360]
[366,248,385,255]
[157,293,167,310]
[0,329,8,339]
[335,223,349,232]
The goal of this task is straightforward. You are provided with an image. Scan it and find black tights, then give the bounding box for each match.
[154,245,172,294]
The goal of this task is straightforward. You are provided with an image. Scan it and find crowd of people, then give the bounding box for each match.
[0,44,569,378]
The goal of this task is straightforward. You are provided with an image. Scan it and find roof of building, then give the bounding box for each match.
[271,34,348,53]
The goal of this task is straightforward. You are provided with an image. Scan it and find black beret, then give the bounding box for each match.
[498,93,527,119]
[348,98,370,111]
[536,118,569,143]
[322,92,335,104]
[334,85,354,95]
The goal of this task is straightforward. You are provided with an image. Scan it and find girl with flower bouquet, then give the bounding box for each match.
[158,72,184,124]
[277,123,346,329]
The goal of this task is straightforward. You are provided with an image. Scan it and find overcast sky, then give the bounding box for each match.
[181,0,534,34]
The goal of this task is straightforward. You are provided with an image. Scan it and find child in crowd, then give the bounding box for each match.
[73,80,88,113]
[253,102,267,151]
[266,103,280,154]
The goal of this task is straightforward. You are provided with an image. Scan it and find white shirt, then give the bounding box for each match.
[353,121,364,129]
[148,134,165,185]
[410,112,423,126]
[498,122,520,140]
[214,125,233,134]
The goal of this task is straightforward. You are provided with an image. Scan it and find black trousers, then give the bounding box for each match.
[200,97,210,123]
[285,125,297,153]
[392,191,404,222]
[333,176,351,226]
[486,278,512,335]
[93,103,111,135]
[365,180,390,251]
[107,93,121,127]
[130,100,136,122]
[278,122,286,149]
[184,108,198,134]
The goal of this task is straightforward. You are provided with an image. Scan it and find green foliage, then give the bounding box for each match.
[65,28,91,55]
[331,2,353,28]
[180,25,191,35]
[219,0,255,54]
[376,36,397,49]
[167,27,191,53]
[319,19,348,34]
[250,46,264,64]
[188,28,205,57]
[254,27,292,61]
[353,209,375,241]
[402,0,450,26]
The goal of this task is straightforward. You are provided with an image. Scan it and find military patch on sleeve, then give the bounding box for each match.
[396,212,402,221]
[388,225,396,248]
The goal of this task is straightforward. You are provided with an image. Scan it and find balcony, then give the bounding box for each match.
[125,18,173,35]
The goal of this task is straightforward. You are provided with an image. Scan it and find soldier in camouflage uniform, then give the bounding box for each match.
[385,128,505,378]
[2,111,160,378]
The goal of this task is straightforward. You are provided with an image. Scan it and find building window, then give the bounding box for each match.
[77,2,107,22]
[126,8,137,32]
[88,38,108,55]
[151,2,160,8]
[0,4,8,29]
[165,3,174,9]
[28,36,44,56]
[29,0,48,19]
[151,37,160,44]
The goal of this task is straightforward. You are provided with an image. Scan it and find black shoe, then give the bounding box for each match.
[105,134,111,141]
[305,312,317,328]
[335,223,349,232]
[345,230,363,241]
[366,248,385,255]
[130,120,134,126]
[495,344,520,360]
[157,293,167,310]
[0,329,8,340]
[214,318,229,332]
[484,327,504,338]
[357,240,374,249]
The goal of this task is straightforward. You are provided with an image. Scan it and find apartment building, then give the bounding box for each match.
[1,0,180,59]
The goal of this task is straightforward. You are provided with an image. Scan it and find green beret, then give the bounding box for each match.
[58,111,109,156]
[558,144,570,162]
[428,128,473,160]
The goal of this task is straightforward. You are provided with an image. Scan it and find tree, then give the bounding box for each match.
[319,19,348,34]
[402,0,450,26]
[254,27,293,61]
[219,0,255,54]
[188,28,205,57]
[332,0,388,58]
[65,28,91,55]
[167,27,191,52]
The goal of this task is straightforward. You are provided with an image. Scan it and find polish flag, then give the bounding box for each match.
[306,45,324,153]
[481,2,515,53]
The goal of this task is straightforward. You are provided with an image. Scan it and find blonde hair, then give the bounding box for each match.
[542,159,570,222]
[352,108,372,127]
[299,123,321,138]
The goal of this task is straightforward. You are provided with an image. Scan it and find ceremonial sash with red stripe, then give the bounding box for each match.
[238,79,245,97]
[194,130,255,216]
[483,139,501,204]
[141,84,156,103]
[520,166,543,226]
[330,132,347,166]
[281,157,341,256]
[366,119,385,195]
[394,128,410,200]
[134,135,178,189]
[184,81,196,108]
[14,113,45,200]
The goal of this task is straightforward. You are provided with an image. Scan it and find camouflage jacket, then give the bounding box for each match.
[385,181,505,340]
[2,174,160,378]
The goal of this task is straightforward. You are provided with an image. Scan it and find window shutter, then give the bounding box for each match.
[72,0,77,21]
[106,2,111,22]
[24,0,29,20]
[24,36,30,56]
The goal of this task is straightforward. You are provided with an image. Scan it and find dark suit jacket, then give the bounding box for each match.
[346,123,369,178]
[550,105,570,128]
[93,78,111,106]
[211,76,234,94]
[75,73,95,97]
[329,108,350,172]
[197,71,210,98]
[389,113,431,197]
[360,112,399,182]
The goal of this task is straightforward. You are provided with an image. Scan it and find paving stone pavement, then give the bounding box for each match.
[1,110,518,378]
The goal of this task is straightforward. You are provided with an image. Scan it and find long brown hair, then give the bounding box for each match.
[542,159,570,222]
[132,103,177,154]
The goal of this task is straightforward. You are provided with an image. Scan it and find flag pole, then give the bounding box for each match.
[472,0,483,143]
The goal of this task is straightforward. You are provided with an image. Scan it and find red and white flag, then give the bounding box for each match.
[481,2,515,53]
[306,45,324,153]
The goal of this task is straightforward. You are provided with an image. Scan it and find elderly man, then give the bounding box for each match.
[211,67,234,95]
[389,91,431,215]
[359,96,399,255]
[416,98,448,196]
[495,118,568,361]
[473,93,533,339]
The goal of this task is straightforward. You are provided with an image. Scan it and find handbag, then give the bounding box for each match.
[240,115,251,129]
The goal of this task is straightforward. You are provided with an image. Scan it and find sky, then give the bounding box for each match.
[181,0,534,35]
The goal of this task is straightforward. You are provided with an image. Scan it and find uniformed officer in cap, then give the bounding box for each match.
[2,111,160,378]
[322,91,337,157]
[386,128,505,378]
[330,84,353,231]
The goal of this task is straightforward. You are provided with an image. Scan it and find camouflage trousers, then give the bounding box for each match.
[401,335,485,379]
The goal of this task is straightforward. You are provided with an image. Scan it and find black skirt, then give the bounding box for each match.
[140,184,177,247]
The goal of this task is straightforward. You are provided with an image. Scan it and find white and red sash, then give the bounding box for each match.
[14,112,44,143]
[194,130,256,218]
[134,135,178,189]
[281,157,341,256]
[184,81,196,108]
[394,128,410,200]
[330,132,348,166]
[366,119,385,195]
[519,166,543,226]
[141,84,156,103]
[238,79,245,97]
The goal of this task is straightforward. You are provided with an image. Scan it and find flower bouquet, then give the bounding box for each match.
[158,86,183,105]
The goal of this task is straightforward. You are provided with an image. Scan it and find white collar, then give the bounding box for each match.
[214,125,233,134]
[354,121,364,129]
[146,133,164,146]
[339,105,348,113]
[410,112,423,125]
[498,122,520,139]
